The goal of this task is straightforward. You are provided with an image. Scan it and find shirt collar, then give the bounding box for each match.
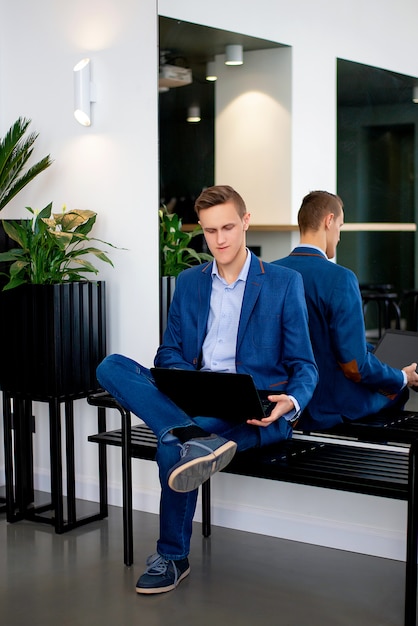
[211,248,251,283]
[294,243,327,259]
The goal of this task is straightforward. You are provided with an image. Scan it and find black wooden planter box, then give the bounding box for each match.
[0,281,106,399]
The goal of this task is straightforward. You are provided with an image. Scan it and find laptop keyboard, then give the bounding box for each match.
[260,397,276,416]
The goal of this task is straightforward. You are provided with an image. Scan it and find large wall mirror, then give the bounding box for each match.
[337,59,418,308]
[159,16,418,317]
[158,16,289,226]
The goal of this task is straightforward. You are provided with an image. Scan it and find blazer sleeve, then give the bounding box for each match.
[329,270,404,392]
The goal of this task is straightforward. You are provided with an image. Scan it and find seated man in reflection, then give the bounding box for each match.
[273,190,418,431]
[96,184,318,594]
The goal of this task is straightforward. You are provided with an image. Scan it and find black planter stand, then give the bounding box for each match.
[160,275,176,342]
[2,390,108,532]
[0,281,109,531]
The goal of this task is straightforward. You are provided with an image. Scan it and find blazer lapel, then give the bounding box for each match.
[236,256,265,351]
[196,263,213,356]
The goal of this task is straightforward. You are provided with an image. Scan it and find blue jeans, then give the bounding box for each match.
[96,354,292,560]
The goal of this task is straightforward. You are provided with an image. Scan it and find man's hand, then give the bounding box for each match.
[402,363,418,389]
[246,394,295,427]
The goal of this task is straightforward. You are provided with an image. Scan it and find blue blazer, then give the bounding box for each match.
[274,246,406,429]
[155,252,318,446]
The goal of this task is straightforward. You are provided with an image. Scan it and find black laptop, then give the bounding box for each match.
[150,368,277,421]
[373,329,418,369]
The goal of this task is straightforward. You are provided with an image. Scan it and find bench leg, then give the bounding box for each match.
[120,406,133,566]
[97,407,108,519]
[405,440,418,626]
[202,479,211,537]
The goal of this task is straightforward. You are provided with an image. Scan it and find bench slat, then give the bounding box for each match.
[223,443,409,500]
[315,410,418,443]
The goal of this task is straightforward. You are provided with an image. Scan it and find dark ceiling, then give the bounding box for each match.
[159,16,284,84]
[159,16,417,108]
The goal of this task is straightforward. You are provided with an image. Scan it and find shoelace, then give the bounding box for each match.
[178,442,191,458]
[145,553,178,583]
[178,439,215,459]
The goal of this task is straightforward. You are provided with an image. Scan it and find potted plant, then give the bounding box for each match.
[0,203,118,397]
[159,204,212,338]
[0,117,53,212]
[159,204,212,277]
[0,202,115,290]
[0,117,53,286]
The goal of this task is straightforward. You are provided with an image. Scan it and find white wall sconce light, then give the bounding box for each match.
[206,61,218,81]
[225,44,243,66]
[413,84,418,103]
[187,106,201,123]
[73,58,96,126]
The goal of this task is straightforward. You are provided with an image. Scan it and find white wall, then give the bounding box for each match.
[0,0,161,524]
[1,0,418,562]
[1,0,160,361]
[215,47,292,224]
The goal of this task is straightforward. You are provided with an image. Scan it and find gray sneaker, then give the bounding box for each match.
[168,434,237,492]
[136,553,190,594]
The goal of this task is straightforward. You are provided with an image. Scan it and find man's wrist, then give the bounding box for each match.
[283,395,300,422]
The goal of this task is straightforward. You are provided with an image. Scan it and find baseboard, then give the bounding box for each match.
[8,467,406,562]
[207,495,405,562]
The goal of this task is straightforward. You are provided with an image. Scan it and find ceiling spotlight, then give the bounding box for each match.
[225,44,243,66]
[413,85,418,103]
[187,106,201,123]
[206,61,217,81]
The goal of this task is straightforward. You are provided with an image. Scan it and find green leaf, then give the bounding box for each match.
[37,202,53,220]
[0,117,53,211]
[9,259,29,277]
[2,276,27,290]
[0,249,25,262]
[1,220,30,249]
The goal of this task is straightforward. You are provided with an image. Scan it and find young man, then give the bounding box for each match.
[97,185,318,594]
[274,190,418,431]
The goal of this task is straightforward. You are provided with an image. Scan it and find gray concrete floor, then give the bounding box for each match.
[0,503,407,626]
[2,390,417,626]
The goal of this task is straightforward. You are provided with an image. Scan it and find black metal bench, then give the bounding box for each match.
[87,391,418,626]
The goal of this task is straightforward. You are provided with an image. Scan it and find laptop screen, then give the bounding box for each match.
[150,368,272,421]
[373,329,418,369]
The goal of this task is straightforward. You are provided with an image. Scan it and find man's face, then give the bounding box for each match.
[325,207,344,259]
[198,200,250,267]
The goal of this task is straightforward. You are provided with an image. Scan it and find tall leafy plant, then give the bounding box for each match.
[0,117,52,211]
[159,205,212,277]
[0,203,117,290]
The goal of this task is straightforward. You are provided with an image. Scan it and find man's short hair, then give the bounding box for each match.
[298,190,343,233]
[194,185,247,218]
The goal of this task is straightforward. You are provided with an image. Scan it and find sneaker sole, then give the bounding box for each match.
[135,566,190,594]
[168,440,237,492]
